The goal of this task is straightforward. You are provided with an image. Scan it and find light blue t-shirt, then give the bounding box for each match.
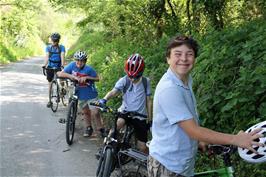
[46,44,65,68]
[64,61,98,100]
[114,76,151,118]
[149,68,199,177]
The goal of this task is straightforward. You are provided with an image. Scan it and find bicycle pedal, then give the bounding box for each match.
[95,153,101,160]
[58,118,66,124]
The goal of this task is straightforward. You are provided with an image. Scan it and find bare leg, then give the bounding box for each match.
[116,118,125,130]
[83,106,92,127]
[137,141,149,154]
[82,106,94,137]
[91,109,104,129]
[48,81,52,102]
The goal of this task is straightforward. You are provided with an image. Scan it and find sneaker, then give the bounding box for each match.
[47,101,52,108]
[83,126,93,137]
[99,128,107,138]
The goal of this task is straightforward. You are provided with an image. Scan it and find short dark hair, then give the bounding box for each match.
[166,35,199,58]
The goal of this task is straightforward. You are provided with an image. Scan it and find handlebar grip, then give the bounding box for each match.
[42,66,46,76]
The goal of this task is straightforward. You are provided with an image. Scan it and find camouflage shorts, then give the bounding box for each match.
[147,155,185,177]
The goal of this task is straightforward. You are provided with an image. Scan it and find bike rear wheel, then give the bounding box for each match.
[66,100,77,145]
[97,148,113,177]
[50,80,59,112]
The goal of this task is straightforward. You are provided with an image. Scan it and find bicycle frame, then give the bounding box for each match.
[195,145,235,177]
[195,167,234,177]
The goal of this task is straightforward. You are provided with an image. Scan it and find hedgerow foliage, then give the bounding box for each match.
[193,19,266,176]
[193,19,266,132]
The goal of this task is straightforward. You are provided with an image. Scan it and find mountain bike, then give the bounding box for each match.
[42,66,69,112]
[65,79,79,145]
[89,102,147,177]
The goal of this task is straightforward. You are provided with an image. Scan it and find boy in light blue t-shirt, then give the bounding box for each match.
[148,35,263,177]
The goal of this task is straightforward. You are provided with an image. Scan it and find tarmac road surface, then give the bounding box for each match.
[0,57,102,177]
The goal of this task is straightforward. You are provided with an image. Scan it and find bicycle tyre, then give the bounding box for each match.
[66,100,77,145]
[97,148,113,177]
[111,161,148,177]
[60,80,69,106]
[50,80,59,112]
[60,87,68,106]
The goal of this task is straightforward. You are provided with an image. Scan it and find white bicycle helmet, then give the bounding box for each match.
[74,50,87,61]
[238,121,266,163]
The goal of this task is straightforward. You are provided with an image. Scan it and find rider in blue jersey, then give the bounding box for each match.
[58,51,105,137]
[43,32,66,108]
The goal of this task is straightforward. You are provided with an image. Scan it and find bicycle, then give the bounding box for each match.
[89,102,148,177]
[111,144,236,177]
[42,66,69,112]
[111,122,266,177]
[65,79,79,145]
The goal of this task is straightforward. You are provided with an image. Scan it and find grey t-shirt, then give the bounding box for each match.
[113,76,151,119]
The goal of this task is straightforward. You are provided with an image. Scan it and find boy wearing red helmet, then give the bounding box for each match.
[99,53,152,153]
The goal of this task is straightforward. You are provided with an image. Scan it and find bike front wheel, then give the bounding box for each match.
[66,100,77,145]
[97,148,113,177]
[50,80,59,112]
[60,87,69,106]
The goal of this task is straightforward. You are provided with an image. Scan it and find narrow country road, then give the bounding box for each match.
[0,57,101,177]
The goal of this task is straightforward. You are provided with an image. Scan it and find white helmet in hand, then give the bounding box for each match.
[238,121,266,163]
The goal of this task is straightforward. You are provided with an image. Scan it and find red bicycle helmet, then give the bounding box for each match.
[124,53,145,78]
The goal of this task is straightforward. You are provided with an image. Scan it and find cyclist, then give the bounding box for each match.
[148,35,264,177]
[57,50,105,138]
[43,32,66,108]
[98,53,152,154]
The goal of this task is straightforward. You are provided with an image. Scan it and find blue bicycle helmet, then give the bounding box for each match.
[51,32,61,42]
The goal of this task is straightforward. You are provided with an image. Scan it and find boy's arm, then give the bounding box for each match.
[179,119,262,153]
[57,70,78,80]
[84,74,99,82]
[61,51,65,66]
[44,52,49,66]
[103,89,120,101]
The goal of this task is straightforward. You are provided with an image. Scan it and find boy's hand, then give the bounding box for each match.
[98,99,107,106]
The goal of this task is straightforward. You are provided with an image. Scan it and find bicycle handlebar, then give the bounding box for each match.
[90,101,147,119]
[208,145,236,156]
[42,66,61,76]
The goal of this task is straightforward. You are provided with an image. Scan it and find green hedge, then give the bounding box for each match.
[193,19,266,176]
[68,18,265,176]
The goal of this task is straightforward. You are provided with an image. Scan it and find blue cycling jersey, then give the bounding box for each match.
[46,44,65,68]
[64,61,98,100]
